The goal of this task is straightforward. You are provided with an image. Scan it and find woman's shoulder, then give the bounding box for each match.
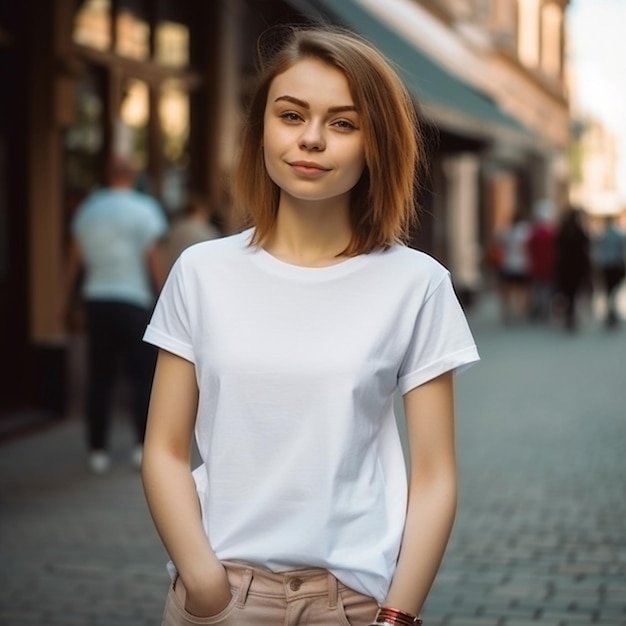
[381,244,449,278]
[369,245,451,298]
[178,228,252,264]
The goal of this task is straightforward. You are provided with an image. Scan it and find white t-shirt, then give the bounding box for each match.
[73,188,168,308]
[143,229,479,602]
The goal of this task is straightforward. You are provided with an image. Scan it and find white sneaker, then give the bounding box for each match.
[130,445,143,470]
[88,451,111,475]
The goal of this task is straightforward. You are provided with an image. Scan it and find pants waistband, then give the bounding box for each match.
[221,560,345,608]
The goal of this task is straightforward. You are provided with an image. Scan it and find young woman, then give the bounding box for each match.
[142,26,479,626]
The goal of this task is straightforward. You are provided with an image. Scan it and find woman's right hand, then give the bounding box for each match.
[182,565,233,618]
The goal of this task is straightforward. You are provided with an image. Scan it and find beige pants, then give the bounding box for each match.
[161,560,379,625]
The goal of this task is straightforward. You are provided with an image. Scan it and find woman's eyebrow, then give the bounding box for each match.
[274,95,357,114]
[328,105,357,113]
[274,95,309,108]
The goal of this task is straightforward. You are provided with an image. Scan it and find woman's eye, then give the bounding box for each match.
[280,112,302,122]
[333,119,357,130]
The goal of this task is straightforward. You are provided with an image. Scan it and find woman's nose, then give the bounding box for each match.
[299,122,325,151]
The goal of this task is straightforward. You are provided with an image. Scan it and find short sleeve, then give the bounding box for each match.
[398,273,479,395]
[143,256,195,363]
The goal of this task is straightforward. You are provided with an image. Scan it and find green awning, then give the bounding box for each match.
[284,0,534,144]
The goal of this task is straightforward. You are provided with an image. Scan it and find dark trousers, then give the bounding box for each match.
[601,265,625,324]
[84,300,156,451]
[559,285,581,331]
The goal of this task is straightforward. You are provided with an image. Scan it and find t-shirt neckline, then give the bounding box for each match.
[247,240,377,282]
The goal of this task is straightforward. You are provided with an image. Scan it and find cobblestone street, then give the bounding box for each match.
[1,291,625,625]
[424,292,626,625]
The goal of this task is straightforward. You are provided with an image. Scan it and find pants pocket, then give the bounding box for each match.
[161,577,238,626]
[336,586,379,626]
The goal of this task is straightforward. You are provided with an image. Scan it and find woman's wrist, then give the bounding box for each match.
[178,557,227,594]
[369,605,423,625]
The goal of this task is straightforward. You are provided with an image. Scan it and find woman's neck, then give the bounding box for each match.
[264,196,353,267]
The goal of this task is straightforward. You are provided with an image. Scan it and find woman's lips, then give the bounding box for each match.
[288,161,330,177]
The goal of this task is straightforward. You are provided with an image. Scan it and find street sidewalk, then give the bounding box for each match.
[0,410,168,626]
[425,288,626,626]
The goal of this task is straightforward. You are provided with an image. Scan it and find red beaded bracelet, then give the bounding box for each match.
[370,606,423,625]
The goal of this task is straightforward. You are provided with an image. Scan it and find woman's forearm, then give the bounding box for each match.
[387,372,458,617]
[384,471,457,615]
[142,448,223,590]
[142,351,231,616]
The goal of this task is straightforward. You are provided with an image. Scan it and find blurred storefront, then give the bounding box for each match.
[0,0,570,417]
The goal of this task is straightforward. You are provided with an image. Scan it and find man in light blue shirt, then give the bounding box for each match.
[61,157,169,473]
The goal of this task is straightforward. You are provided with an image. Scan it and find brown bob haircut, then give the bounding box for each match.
[234,25,425,255]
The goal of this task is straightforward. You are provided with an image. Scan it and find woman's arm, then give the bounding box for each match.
[384,371,457,616]
[141,349,231,616]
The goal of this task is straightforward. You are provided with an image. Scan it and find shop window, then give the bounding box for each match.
[74,0,191,66]
[155,21,189,67]
[118,79,150,170]
[73,0,112,51]
[159,79,189,213]
[154,0,190,67]
[115,7,150,61]
[64,71,105,195]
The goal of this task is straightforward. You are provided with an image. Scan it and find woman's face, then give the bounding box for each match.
[263,58,366,207]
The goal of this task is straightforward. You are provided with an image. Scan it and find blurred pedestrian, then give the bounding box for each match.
[141,26,479,626]
[554,207,591,332]
[527,199,557,321]
[496,208,531,323]
[592,215,626,327]
[60,156,169,474]
[163,192,222,270]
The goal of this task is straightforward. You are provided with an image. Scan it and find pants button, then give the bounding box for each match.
[289,578,302,591]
